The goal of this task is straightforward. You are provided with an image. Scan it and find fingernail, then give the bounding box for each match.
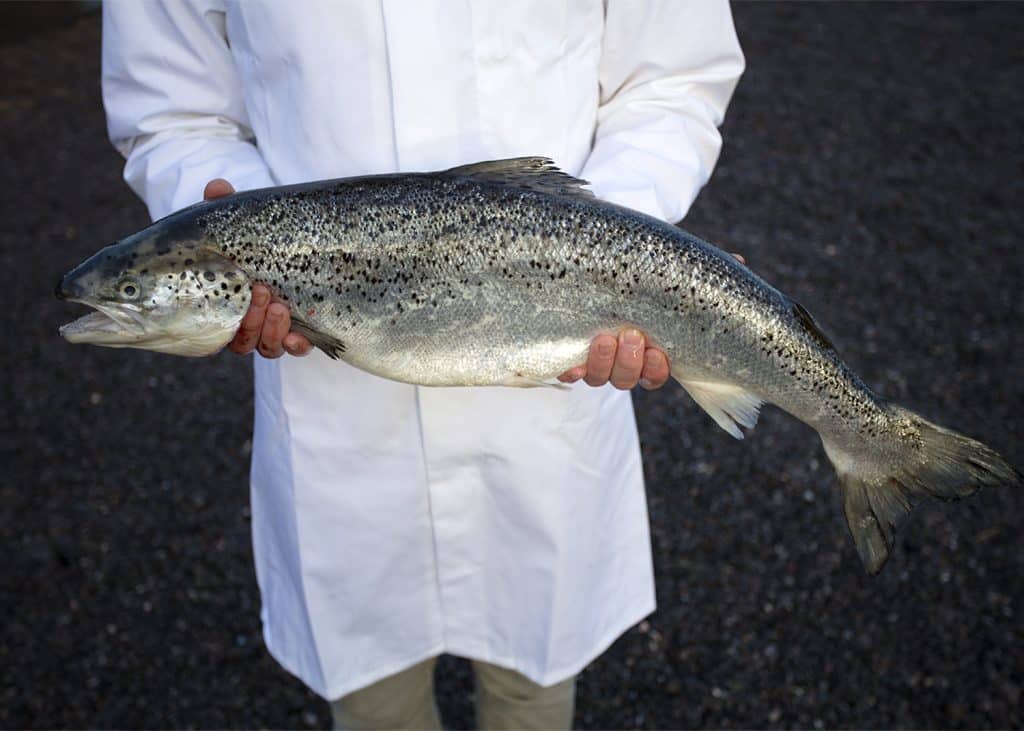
[621,329,643,353]
[253,289,270,307]
[639,378,653,390]
[597,341,615,357]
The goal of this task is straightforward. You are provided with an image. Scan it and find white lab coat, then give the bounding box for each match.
[102,0,743,699]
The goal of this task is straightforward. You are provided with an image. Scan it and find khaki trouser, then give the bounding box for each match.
[330,657,576,730]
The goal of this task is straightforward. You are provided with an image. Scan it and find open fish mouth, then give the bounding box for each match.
[59,302,148,344]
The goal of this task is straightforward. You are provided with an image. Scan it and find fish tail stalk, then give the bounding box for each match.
[822,403,1022,574]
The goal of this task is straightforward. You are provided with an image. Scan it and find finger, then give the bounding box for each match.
[609,329,646,390]
[583,334,617,387]
[204,178,235,200]
[639,348,671,390]
[228,283,271,354]
[264,293,309,356]
[731,252,746,265]
[258,302,290,359]
[268,293,313,356]
[283,332,314,357]
[557,366,586,384]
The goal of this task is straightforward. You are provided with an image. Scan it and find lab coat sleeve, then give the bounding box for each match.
[102,0,275,221]
[580,0,745,222]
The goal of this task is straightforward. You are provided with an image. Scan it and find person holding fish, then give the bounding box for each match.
[101,1,745,727]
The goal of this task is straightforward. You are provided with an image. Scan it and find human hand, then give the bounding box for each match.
[557,252,746,390]
[557,330,671,390]
[203,179,313,358]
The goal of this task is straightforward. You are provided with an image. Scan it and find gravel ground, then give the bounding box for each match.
[2,4,1022,729]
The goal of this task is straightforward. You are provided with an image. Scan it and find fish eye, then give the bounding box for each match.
[119,280,140,299]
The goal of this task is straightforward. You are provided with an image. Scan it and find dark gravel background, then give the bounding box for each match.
[3,3,1022,729]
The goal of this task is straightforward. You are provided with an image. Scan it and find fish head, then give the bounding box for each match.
[57,224,252,357]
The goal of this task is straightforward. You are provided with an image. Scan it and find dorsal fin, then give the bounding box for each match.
[443,157,594,200]
[789,299,836,351]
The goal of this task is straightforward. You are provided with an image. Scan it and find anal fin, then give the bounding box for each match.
[676,377,764,440]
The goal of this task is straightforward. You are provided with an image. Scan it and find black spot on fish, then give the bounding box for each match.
[203,271,216,282]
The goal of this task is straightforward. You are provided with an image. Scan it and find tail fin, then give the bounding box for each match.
[822,404,1021,574]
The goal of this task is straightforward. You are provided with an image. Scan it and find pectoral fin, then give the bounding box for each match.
[288,313,346,359]
[500,374,571,390]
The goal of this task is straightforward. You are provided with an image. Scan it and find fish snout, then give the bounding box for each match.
[55,276,71,301]
[55,273,85,301]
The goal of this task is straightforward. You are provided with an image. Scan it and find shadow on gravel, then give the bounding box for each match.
[2,4,1021,729]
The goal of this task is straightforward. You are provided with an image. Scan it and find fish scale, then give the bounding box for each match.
[57,157,1021,574]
